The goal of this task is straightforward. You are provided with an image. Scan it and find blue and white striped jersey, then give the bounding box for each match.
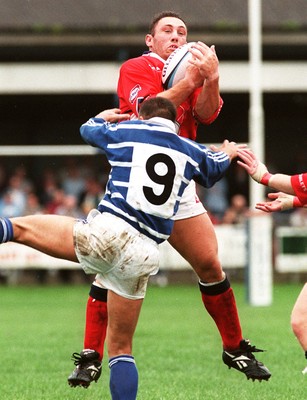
[80,117,230,244]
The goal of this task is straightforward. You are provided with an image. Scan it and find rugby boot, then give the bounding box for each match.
[222,339,271,381]
[68,349,102,388]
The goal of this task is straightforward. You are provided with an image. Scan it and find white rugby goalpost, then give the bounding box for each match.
[247,0,273,306]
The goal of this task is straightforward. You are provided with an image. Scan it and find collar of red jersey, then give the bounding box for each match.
[147,117,178,134]
[143,51,165,64]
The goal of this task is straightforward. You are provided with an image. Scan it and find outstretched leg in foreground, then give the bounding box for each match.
[168,213,271,381]
[291,283,307,374]
[0,215,77,261]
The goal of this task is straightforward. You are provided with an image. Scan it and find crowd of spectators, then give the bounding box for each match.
[0,157,111,284]
[0,157,108,221]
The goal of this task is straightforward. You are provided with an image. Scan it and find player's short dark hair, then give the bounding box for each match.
[148,11,187,35]
[139,97,177,122]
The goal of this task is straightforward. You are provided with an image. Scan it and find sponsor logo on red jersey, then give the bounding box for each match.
[129,84,141,104]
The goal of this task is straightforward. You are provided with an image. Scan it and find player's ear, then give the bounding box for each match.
[145,34,153,48]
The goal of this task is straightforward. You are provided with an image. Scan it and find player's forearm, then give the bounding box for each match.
[267,174,295,195]
[251,168,306,209]
[194,76,221,120]
[198,156,230,189]
[157,78,195,107]
[252,168,296,195]
[80,118,106,148]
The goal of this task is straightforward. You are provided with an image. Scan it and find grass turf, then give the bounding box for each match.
[0,282,305,399]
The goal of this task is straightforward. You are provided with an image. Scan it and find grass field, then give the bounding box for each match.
[0,282,306,400]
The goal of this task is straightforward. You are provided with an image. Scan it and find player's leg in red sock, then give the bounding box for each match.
[199,275,243,351]
[68,283,108,388]
[84,283,108,360]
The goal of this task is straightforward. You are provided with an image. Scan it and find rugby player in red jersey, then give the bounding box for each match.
[68,11,271,388]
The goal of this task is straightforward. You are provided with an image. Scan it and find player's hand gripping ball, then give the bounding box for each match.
[162,42,196,89]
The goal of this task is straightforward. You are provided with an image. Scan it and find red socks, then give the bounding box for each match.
[199,278,243,351]
[83,285,108,361]
[83,279,242,358]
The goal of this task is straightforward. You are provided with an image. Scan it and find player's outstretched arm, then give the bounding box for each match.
[237,149,307,211]
[196,140,244,189]
[256,192,307,212]
[255,192,297,212]
[237,149,294,194]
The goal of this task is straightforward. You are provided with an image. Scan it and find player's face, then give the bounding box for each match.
[145,17,188,60]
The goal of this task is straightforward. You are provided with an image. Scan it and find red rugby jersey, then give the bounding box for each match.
[117,52,223,141]
[291,173,307,205]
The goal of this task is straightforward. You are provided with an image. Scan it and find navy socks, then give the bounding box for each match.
[0,218,13,243]
[109,355,138,400]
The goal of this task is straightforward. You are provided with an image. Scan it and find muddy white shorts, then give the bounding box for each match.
[173,180,206,220]
[74,210,159,300]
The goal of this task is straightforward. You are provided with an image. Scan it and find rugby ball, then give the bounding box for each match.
[162,42,196,89]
